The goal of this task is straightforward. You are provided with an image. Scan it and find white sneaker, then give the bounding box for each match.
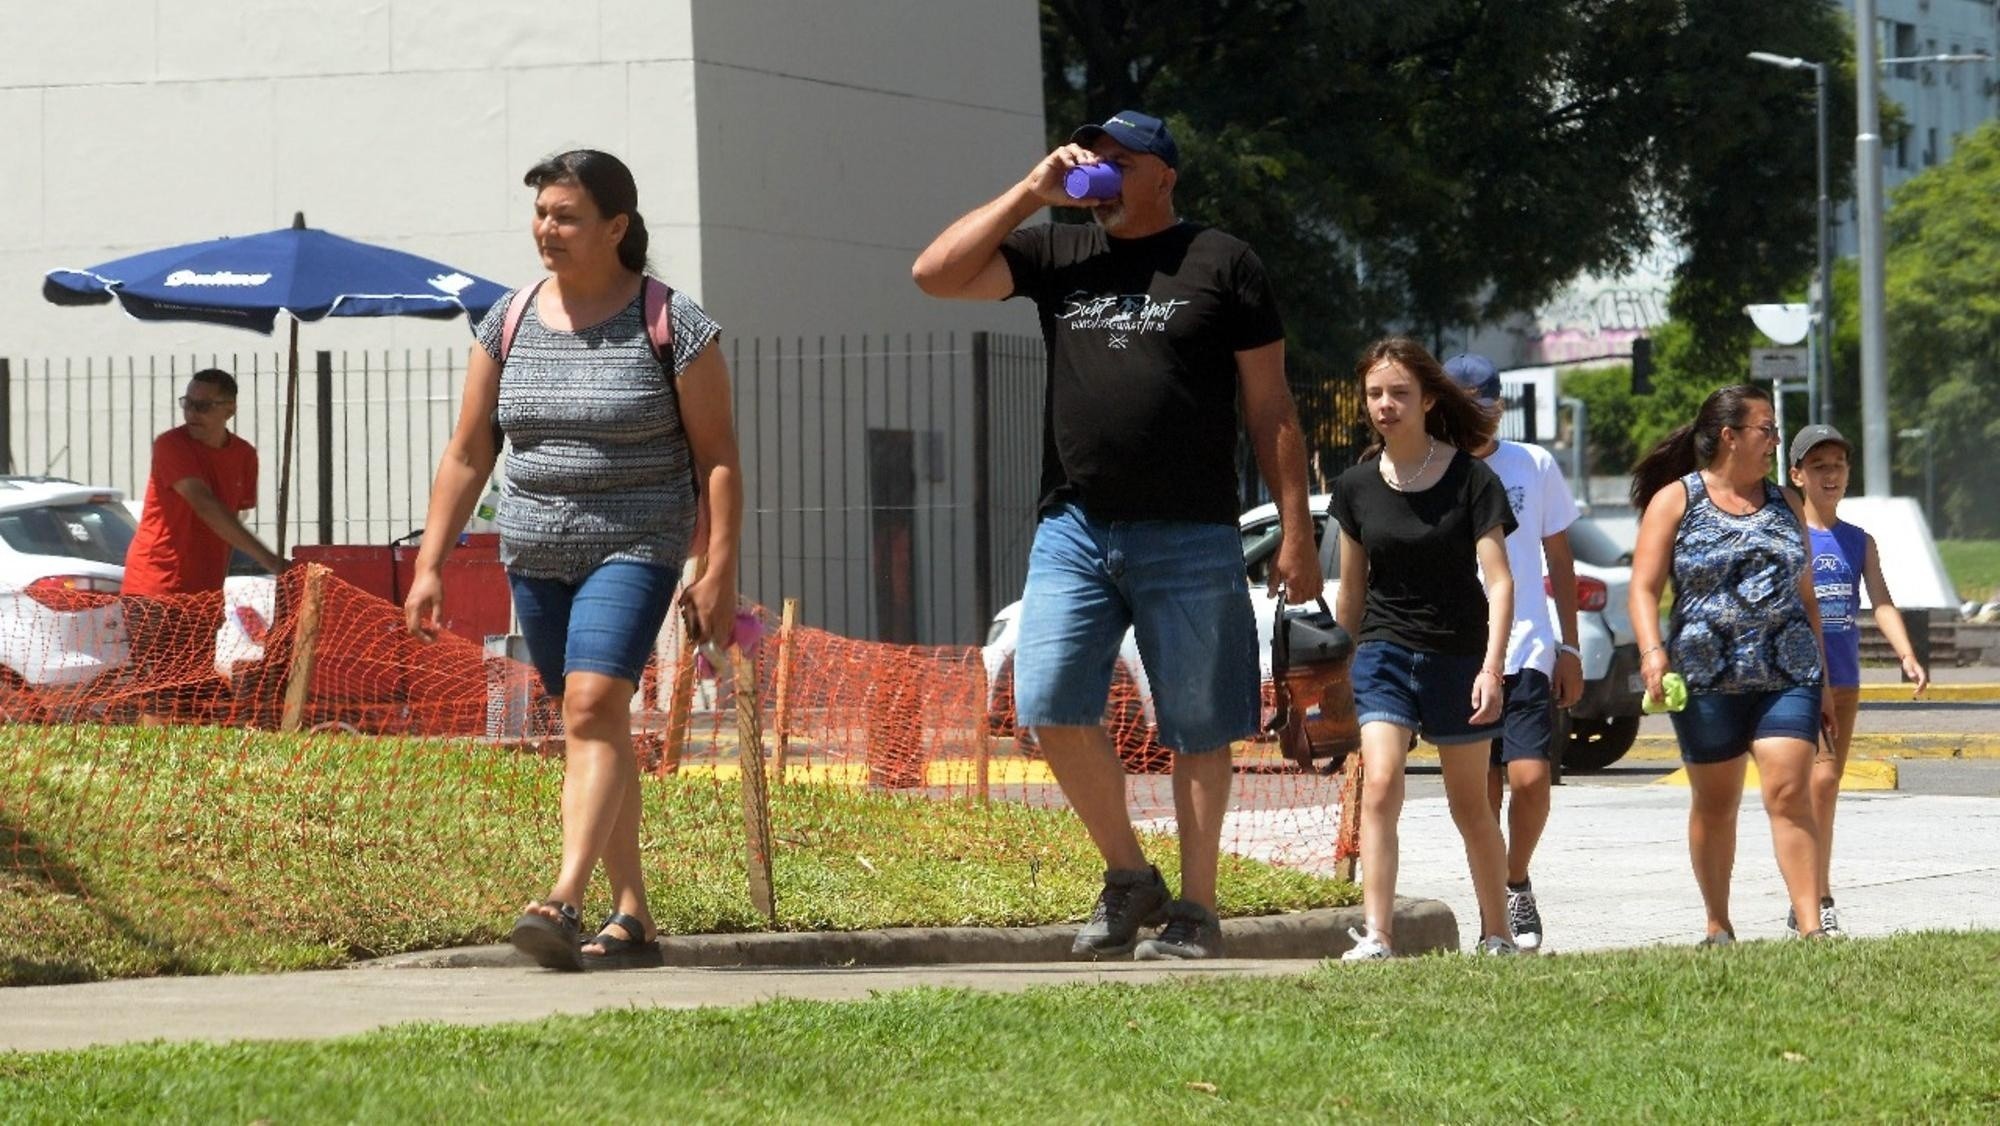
[1819,902,1844,937]
[1477,935,1520,956]
[1340,925,1393,961]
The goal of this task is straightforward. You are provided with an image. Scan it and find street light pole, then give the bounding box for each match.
[1813,60,1832,424]
[1747,50,1834,427]
[1855,0,1890,495]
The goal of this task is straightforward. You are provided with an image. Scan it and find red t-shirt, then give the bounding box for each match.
[121,427,260,596]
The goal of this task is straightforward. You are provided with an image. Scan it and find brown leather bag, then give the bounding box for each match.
[1266,592,1360,770]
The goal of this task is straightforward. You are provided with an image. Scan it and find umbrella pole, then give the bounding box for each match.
[276,314,299,557]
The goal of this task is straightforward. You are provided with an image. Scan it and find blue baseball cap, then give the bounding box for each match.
[1071,110,1180,168]
[1443,353,1501,404]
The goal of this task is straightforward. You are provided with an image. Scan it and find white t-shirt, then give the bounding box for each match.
[1477,441,1579,677]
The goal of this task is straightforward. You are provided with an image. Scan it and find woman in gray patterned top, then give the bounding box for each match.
[406,150,743,970]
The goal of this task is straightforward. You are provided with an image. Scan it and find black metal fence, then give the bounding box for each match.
[0,339,1538,647]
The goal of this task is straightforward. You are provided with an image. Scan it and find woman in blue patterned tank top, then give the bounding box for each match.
[405,151,745,972]
[1629,384,1835,946]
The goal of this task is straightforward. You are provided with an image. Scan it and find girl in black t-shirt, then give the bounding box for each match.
[1329,337,1520,960]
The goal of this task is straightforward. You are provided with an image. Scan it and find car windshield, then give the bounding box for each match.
[1242,515,1329,585]
[1566,517,1631,567]
[0,502,136,566]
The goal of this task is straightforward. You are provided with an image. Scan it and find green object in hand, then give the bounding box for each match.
[1643,671,1688,715]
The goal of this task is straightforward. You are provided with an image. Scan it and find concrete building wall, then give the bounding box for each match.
[0,1,1047,644]
[1834,0,1999,254]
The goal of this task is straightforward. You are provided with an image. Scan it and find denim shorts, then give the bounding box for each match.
[1490,668,1554,766]
[1350,640,1501,746]
[1670,684,1823,764]
[508,559,679,695]
[1013,503,1258,754]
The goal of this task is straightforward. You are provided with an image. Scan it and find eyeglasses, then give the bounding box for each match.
[1734,423,1780,440]
[179,396,233,413]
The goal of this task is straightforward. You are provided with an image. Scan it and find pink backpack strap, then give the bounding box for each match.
[643,275,706,560]
[642,275,675,368]
[497,279,545,364]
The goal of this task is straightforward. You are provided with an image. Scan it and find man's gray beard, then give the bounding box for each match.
[1092,202,1126,231]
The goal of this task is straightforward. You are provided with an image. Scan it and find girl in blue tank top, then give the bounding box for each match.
[1629,385,1834,945]
[1788,425,1930,938]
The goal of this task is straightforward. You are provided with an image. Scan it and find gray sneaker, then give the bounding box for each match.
[1819,901,1844,937]
[1697,930,1736,948]
[1071,865,1171,958]
[1134,900,1222,961]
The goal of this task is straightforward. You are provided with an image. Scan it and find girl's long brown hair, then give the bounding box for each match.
[1354,336,1498,460]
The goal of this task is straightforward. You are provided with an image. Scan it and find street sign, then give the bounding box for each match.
[1750,347,1810,380]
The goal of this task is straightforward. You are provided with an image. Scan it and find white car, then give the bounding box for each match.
[982,496,1645,771]
[0,477,135,708]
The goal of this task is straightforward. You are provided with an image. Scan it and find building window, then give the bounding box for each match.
[1892,22,1918,80]
[1925,128,1939,166]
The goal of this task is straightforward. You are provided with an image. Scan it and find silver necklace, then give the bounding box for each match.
[1385,437,1438,491]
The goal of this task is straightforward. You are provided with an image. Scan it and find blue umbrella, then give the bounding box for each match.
[43,218,506,332]
[44,213,509,551]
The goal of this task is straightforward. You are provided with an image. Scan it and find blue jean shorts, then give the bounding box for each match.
[1013,503,1258,754]
[1489,668,1555,765]
[1670,684,1822,764]
[508,559,679,695]
[1350,640,1501,746]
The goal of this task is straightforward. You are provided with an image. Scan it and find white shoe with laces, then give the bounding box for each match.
[1477,935,1520,956]
[1340,925,1393,961]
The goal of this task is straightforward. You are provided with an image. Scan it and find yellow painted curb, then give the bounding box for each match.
[670,759,1059,787]
[1857,683,2000,703]
[1631,734,2000,761]
[1656,758,1897,790]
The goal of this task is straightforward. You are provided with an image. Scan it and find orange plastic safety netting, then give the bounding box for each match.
[0,566,1358,984]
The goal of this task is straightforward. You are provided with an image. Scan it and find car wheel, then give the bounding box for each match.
[0,667,45,725]
[1563,714,1640,772]
[1107,664,1170,774]
[985,655,1018,738]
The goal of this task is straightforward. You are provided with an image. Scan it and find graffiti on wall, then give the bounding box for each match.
[1530,240,1677,364]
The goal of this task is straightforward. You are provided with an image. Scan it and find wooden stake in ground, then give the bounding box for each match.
[1334,753,1365,884]
[279,563,330,733]
[660,560,706,777]
[712,639,776,925]
[771,598,800,778]
[973,662,992,805]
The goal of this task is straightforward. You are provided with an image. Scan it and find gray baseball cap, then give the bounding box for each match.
[1789,422,1852,468]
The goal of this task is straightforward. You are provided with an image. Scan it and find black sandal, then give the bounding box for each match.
[581,911,663,970]
[509,900,584,972]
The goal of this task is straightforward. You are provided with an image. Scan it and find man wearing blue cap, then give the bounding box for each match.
[914,111,1319,960]
[1444,353,1583,952]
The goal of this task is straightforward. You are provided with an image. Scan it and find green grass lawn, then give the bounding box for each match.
[2,932,1995,1122]
[1940,539,2000,603]
[0,725,1352,986]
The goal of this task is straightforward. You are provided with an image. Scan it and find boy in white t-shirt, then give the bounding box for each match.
[1444,354,1584,953]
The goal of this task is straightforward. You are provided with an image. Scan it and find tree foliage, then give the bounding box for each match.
[1879,119,2000,536]
[1039,0,1855,364]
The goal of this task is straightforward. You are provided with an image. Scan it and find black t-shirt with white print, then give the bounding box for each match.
[1000,221,1284,525]
[1329,448,1518,657]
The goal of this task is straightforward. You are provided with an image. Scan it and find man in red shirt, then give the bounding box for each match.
[122,369,284,595]
[122,369,285,724]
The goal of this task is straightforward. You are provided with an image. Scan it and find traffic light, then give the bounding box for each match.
[1630,337,1654,395]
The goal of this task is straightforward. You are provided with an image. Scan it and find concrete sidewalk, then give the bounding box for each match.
[0,959,1318,1055]
[1316,787,2000,952]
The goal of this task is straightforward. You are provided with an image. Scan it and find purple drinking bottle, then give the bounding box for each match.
[1064,162,1122,201]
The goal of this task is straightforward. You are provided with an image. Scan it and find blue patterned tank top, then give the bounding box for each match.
[1667,472,1822,693]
